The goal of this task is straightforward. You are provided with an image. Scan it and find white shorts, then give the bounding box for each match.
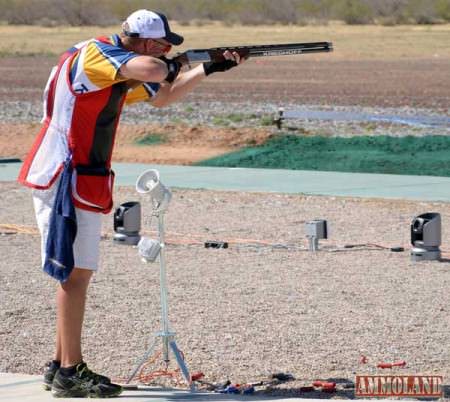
[32,181,102,271]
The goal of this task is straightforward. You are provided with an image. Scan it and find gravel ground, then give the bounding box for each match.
[0,100,448,139]
[1,182,450,398]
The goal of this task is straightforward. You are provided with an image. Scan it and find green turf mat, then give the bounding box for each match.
[196,135,450,176]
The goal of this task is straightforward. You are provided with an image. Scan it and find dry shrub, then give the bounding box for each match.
[2,0,449,26]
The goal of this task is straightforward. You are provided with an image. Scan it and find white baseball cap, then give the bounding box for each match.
[122,9,184,45]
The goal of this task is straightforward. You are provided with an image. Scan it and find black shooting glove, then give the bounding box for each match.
[203,59,238,76]
[160,57,182,83]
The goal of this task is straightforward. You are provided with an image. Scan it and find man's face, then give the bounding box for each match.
[133,38,172,57]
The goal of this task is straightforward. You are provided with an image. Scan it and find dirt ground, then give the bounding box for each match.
[2,56,449,109]
[0,122,273,165]
[1,55,449,164]
[2,183,450,398]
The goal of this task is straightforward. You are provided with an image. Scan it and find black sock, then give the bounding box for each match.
[59,364,78,377]
[48,360,61,371]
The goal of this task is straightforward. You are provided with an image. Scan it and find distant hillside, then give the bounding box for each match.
[1,0,449,26]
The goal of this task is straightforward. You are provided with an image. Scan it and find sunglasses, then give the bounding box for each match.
[150,39,172,53]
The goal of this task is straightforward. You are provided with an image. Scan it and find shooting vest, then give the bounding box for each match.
[18,37,128,214]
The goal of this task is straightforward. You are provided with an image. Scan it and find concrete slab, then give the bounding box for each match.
[3,162,450,202]
[112,163,450,202]
[0,372,267,401]
[0,373,409,402]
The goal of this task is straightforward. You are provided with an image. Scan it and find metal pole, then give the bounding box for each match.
[170,340,195,392]
[308,236,318,252]
[157,212,170,362]
[126,337,159,383]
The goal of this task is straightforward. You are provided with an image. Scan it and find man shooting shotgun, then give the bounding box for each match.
[17,7,331,398]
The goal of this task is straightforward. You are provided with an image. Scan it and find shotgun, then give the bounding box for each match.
[173,41,333,65]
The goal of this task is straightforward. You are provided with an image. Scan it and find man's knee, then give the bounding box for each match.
[61,268,93,291]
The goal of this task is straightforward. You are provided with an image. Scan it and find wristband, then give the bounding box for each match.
[161,57,181,83]
[203,60,238,76]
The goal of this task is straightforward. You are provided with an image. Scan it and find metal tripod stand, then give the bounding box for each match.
[127,210,195,391]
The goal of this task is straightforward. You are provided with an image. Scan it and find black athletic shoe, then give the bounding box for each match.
[52,362,122,398]
[43,361,59,391]
[43,360,112,391]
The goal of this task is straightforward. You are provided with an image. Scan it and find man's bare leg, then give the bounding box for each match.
[54,332,61,362]
[51,266,122,397]
[56,267,93,367]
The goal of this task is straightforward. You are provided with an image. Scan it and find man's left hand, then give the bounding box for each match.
[203,50,243,76]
